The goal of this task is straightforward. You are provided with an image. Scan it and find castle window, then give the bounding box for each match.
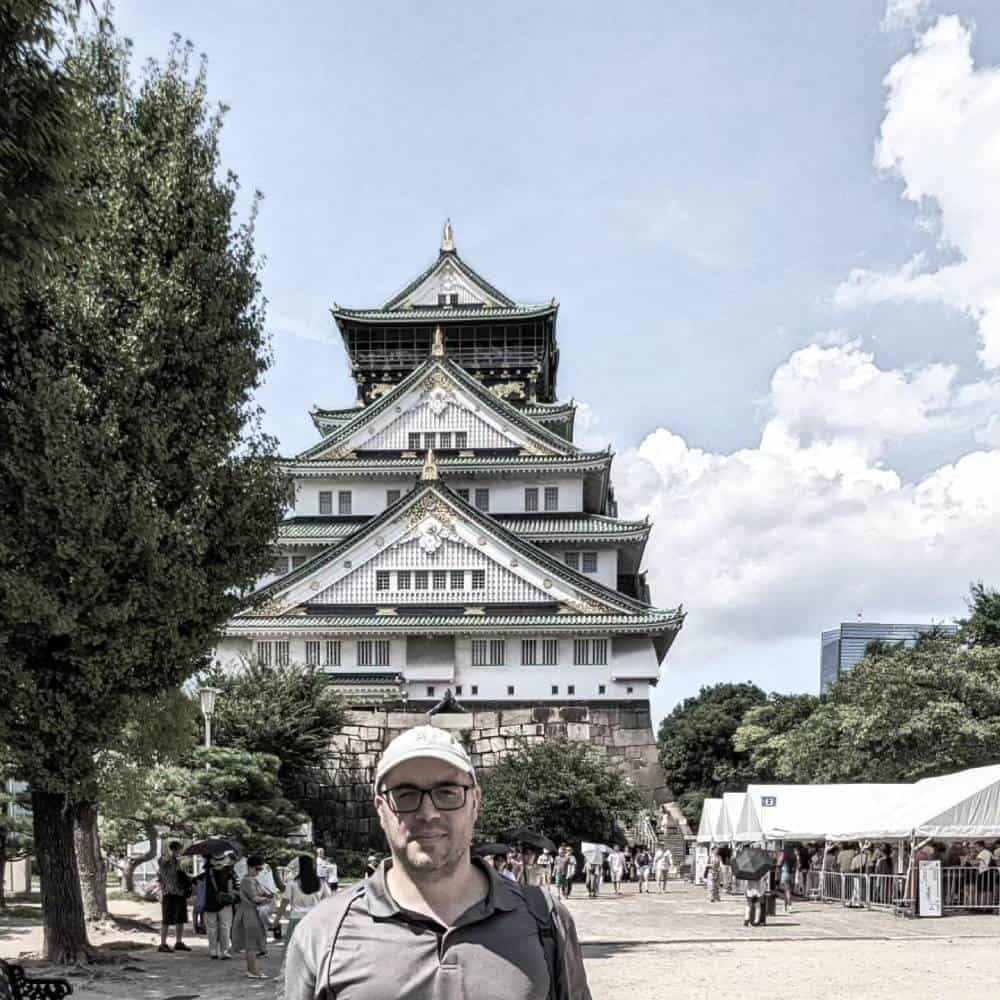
[626,686,634,694]
[338,491,352,515]
[471,569,486,590]
[408,432,421,450]
[325,641,341,667]
[397,571,411,590]
[568,685,575,695]
[426,686,435,698]
[542,639,558,665]
[507,685,515,696]
[521,639,537,665]
[414,570,429,590]
[573,638,608,665]
[581,551,598,573]
[291,554,307,569]
[376,571,390,591]
[358,640,390,667]
[474,488,490,511]
[551,685,559,695]
[433,570,448,589]
[456,488,470,501]
[439,432,452,449]
[564,552,579,571]
[544,487,559,511]
[319,491,332,515]
[257,641,290,667]
[305,640,321,666]
[450,570,465,589]
[524,487,538,512]
[598,684,606,695]
[455,685,463,696]
[455,432,468,449]
[472,639,506,666]
[423,432,435,450]
[471,685,479,695]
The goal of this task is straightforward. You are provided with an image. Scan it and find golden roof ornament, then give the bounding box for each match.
[421,448,440,482]
[431,325,446,358]
[441,218,455,252]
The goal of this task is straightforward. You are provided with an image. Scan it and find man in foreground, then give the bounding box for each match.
[283,725,591,999]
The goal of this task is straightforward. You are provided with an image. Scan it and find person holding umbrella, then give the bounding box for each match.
[731,846,775,927]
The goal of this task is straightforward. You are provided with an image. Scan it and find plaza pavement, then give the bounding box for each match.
[1,881,998,998]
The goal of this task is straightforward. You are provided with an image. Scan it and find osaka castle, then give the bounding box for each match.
[215,222,684,713]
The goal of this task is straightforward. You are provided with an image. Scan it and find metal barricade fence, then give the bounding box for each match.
[803,870,822,899]
[941,866,1000,913]
[865,873,907,911]
[820,870,843,902]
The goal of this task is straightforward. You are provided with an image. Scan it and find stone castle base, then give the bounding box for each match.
[296,701,671,852]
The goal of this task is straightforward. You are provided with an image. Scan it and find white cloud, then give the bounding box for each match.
[881,0,931,32]
[612,343,1000,669]
[270,311,334,344]
[836,15,1000,368]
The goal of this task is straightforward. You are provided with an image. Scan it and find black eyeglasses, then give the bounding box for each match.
[380,783,474,814]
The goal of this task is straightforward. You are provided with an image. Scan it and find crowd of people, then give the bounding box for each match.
[154,841,347,981]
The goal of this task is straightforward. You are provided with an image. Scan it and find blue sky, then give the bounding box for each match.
[115,1,1000,720]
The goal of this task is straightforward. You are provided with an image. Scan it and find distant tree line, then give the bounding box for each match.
[658,583,1000,825]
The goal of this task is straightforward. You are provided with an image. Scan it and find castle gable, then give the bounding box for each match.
[246,485,636,617]
[299,361,575,460]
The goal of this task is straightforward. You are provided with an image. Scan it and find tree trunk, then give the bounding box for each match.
[122,819,158,895]
[73,800,110,923]
[31,789,92,963]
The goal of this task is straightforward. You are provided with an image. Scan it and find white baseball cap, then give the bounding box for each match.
[375,725,476,789]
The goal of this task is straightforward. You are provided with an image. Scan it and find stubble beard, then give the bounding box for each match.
[392,826,469,883]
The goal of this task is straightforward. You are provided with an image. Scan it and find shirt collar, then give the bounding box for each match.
[365,855,519,920]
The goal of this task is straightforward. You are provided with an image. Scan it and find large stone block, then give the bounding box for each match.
[500,709,533,725]
[429,713,474,731]
[473,712,499,729]
[345,710,385,726]
[566,723,591,741]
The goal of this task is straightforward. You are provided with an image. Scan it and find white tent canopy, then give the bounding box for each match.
[697,798,722,843]
[827,764,1000,842]
[716,792,745,842]
[736,783,906,843]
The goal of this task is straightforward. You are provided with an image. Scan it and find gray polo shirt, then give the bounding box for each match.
[282,858,591,1000]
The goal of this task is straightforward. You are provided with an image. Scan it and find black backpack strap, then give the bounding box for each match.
[508,883,561,1000]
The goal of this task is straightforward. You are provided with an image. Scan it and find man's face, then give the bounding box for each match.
[375,758,479,880]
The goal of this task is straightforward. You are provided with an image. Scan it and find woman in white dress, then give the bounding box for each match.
[272,854,331,942]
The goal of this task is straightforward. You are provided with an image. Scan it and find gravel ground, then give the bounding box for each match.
[2,882,998,998]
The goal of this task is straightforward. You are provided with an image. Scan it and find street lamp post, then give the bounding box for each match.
[199,686,221,750]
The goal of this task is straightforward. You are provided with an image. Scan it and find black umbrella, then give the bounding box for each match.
[731,846,774,881]
[507,828,556,853]
[183,838,242,858]
[472,842,513,858]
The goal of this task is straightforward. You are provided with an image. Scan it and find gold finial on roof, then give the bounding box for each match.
[441,218,455,252]
[431,325,446,357]
[421,448,440,482]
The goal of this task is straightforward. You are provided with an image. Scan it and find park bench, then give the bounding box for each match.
[0,960,72,999]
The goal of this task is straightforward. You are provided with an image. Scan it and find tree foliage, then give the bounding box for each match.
[732,692,819,783]
[131,747,307,861]
[657,682,766,824]
[775,638,1000,783]
[478,738,644,849]
[960,582,1000,648]
[197,660,345,814]
[0,21,285,961]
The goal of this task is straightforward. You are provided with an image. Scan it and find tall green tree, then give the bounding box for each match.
[775,637,1000,783]
[0,25,285,961]
[197,661,345,819]
[478,738,644,849]
[732,692,819,783]
[960,582,1000,648]
[657,682,767,825]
